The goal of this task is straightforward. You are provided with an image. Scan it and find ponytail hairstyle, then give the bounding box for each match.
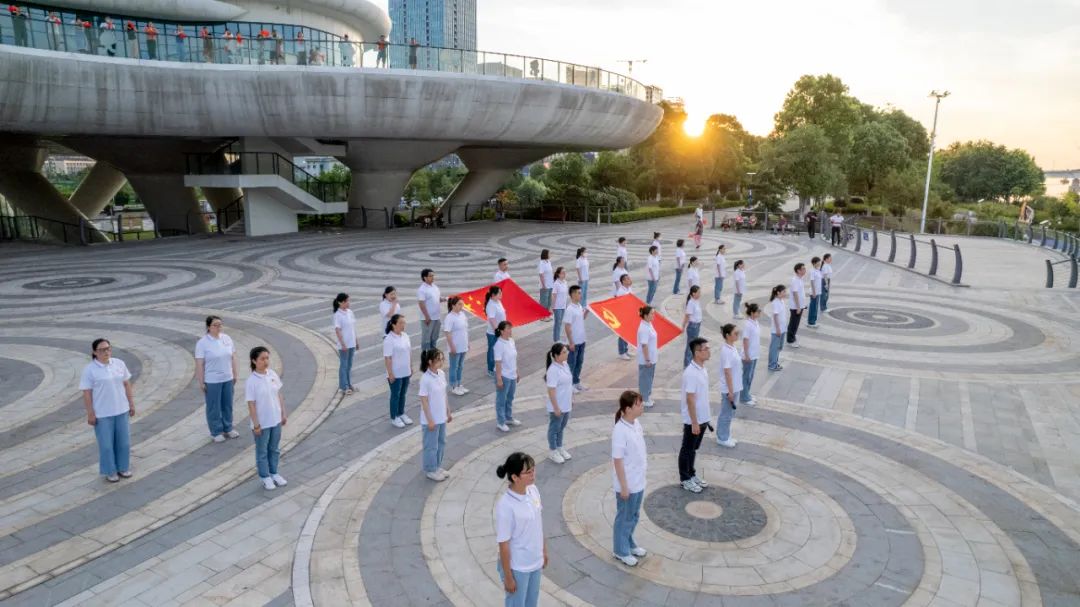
[385,313,404,335]
[648,245,658,255]
[721,322,738,340]
[554,266,565,280]
[612,256,624,271]
[249,346,269,371]
[420,348,443,372]
[734,259,745,271]
[540,248,550,260]
[333,292,349,313]
[676,238,685,247]
[638,305,653,319]
[446,295,461,314]
[745,302,760,316]
[90,338,109,360]
[688,255,698,267]
[716,244,726,255]
[545,342,568,375]
[496,452,536,484]
[204,315,222,332]
[615,390,641,423]
[484,285,502,307]
[576,247,586,259]
[494,320,513,339]
[382,286,395,300]
[653,232,660,239]
[822,253,832,263]
[769,284,787,301]
[685,284,701,304]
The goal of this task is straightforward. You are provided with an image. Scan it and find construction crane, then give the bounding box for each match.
[617,59,647,77]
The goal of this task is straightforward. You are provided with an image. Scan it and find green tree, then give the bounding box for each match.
[760,124,843,215]
[875,108,930,163]
[590,151,637,190]
[543,153,592,190]
[629,100,696,199]
[938,141,1044,202]
[847,121,910,195]
[514,177,549,206]
[773,74,864,160]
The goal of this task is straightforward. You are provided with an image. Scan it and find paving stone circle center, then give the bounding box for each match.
[643,484,768,542]
[428,251,470,258]
[828,306,935,329]
[684,500,723,519]
[21,276,117,290]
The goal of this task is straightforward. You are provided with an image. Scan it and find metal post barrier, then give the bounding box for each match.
[1027,223,1034,243]
[1046,260,1054,288]
[952,245,963,285]
[855,228,862,252]
[410,206,416,226]
[711,209,716,229]
[1041,225,1047,247]
[929,239,939,276]
[888,230,897,262]
[870,229,878,257]
[361,207,368,228]
[1071,258,1079,288]
[463,203,469,222]
[384,208,391,230]
[908,234,917,268]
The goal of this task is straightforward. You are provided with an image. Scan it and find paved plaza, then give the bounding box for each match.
[1,216,1079,606]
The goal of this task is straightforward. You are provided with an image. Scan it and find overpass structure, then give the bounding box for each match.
[0,1,662,237]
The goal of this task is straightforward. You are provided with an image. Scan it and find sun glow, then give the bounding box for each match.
[683,113,706,137]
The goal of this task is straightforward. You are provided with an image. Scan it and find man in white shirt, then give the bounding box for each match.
[807,256,823,328]
[537,250,554,321]
[713,244,727,304]
[820,253,833,311]
[494,258,511,282]
[417,269,445,351]
[679,337,712,493]
[787,263,807,347]
[645,246,661,304]
[616,237,629,270]
[829,212,845,246]
[651,232,662,262]
[672,239,687,295]
[563,285,590,392]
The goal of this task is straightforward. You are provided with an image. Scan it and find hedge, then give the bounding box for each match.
[610,206,696,224]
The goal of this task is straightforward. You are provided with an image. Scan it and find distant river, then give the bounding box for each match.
[1046,172,1079,197]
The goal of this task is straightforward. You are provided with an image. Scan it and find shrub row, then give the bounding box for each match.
[610,206,697,224]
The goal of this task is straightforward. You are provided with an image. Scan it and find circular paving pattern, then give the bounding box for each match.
[827,306,936,330]
[21,276,117,290]
[642,483,768,543]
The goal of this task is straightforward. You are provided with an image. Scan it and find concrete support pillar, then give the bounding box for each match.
[445,148,553,223]
[123,174,202,235]
[242,190,297,237]
[69,162,127,217]
[339,139,462,229]
[202,187,244,212]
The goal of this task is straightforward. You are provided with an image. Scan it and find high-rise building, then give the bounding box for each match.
[389,0,476,69]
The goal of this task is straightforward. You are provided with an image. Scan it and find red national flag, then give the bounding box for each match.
[451,279,550,327]
[589,293,682,349]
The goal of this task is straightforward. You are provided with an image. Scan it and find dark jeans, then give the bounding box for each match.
[568,342,586,384]
[388,376,410,419]
[787,308,803,343]
[831,226,841,245]
[808,221,816,239]
[678,423,710,481]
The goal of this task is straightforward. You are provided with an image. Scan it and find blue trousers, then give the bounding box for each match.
[94,412,131,476]
[552,308,565,342]
[740,359,758,402]
[498,564,541,607]
[421,319,441,352]
[579,280,589,304]
[808,295,820,326]
[495,377,517,425]
[389,376,410,419]
[568,342,586,385]
[732,292,742,317]
[204,380,234,436]
[638,364,655,403]
[487,333,497,375]
[618,337,628,356]
[684,321,701,367]
[821,283,830,311]
[547,411,570,449]
[768,333,784,370]
[714,277,724,301]
[716,394,736,442]
[672,268,683,294]
[646,280,658,304]
[422,423,446,473]
[337,347,355,391]
[448,351,465,386]
[539,288,552,310]
[613,490,644,557]
[254,424,281,478]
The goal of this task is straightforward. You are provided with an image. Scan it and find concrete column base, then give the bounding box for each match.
[124,174,203,235]
[243,189,298,237]
[444,147,554,223]
[69,162,126,217]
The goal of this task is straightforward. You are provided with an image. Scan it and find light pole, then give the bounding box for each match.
[745,172,757,208]
[920,90,950,233]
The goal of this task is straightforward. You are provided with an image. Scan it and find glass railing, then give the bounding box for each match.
[185,152,349,203]
[0,8,655,101]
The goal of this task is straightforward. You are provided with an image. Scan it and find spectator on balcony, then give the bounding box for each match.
[529,58,540,78]
[223,28,235,63]
[100,18,119,56]
[200,27,213,63]
[9,5,28,47]
[125,21,138,58]
[296,30,307,65]
[309,46,322,65]
[273,30,284,64]
[175,24,187,61]
[340,34,355,67]
[46,11,63,51]
[376,34,388,67]
[235,31,245,62]
[258,28,270,64]
[409,37,420,68]
[145,23,158,60]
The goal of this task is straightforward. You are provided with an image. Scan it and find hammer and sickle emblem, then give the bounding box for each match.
[600,307,621,330]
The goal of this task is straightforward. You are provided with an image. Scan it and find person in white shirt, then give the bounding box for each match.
[443,297,470,395]
[740,303,762,405]
[768,285,788,371]
[820,253,833,311]
[616,236,629,271]
[195,315,238,442]
[80,338,135,482]
[383,314,414,428]
[686,256,701,290]
[332,294,358,396]
[418,349,453,481]
[575,247,590,303]
[612,390,648,567]
[682,285,703,368]
[611,257,629,297]
[545,343,575,463]
[485,286,507,377]
[615,274,634,359]
[787,263,808,347]
[495,452,546,606]
[715,323,743,448]
[713,244,727,304]
[563,285,590,392]
[245,345,288,490]
[636,306,659,408]
[672,239,687,295]
[732,259,747,318]
[645,245,661,304]
[551,267,569,342]
[379,286,400,328]
[651,232,662,262]
[537,249,555,319]
[493,321,520,432]
[417,269,446,352]
[830,212,845,246]
[807,256,823,328]
[679,337,712,493]
[494,258,512,282]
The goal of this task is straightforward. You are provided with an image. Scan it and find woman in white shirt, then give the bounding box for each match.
[551,267,569,343]
[493,321,520,432]
[682,285,703,368]
[575,247,590,304]
[195,315,238,442]
[616,236,629,271]
[332,293,357,395]
[379,286,401,328]
[820,253,833,311]
[612,390,648,567]
[716,323,743,448]
[615,274,633,360]
[80,338,135,482]
[636,306,659,408]
[245,346,288,490]
[419,349,452,482]
[686,256,701,290]
[767,285,788,371]
[545,343,574,464]
[442,297,470,396]
[741,303,762,406]
[495,452,546,606]
[537,249,554,316]
[611,257,628,297]
[713,244,727,304]
[732,260,747,318]
[485,286,507,378]
[383,314,413,428]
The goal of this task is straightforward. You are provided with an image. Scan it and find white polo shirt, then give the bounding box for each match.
[733,269,746,294]
[646,255,661,281]
[495,485,545,572]
[244,369,283,429]
[718,343,744,395]
[545,361,573,413]
[612,268,628,295]
[552,280,569,310]
[686,298,703,323]
[79,358,132,418]
[636,321,658,365]
[485,300,506,335]
[382,331,412,378]
[417,282,442,321]
[615,284,632,297]
[687,267,700,288]
[810,268,823,295]
[195,333,235,383]
[611,418,647,494]
[769,297,788,333]
[444,310,469,353]
[675,248,687,270]
[652,239,662,260]
[616,244,628,263]
[565,303,587,344]
[576,256,590,281]
[715,254,727,278]
[494,338,518,379]
[333,309,357,349]
[743,317,761,360]
[418,369,448,425]
[830,214,844,227]
[379,299,400,328]
[537,260,554,288]
[680,361,711,425]
[822,263,834,285]
[790,274,807,309]
[494,270,511,282]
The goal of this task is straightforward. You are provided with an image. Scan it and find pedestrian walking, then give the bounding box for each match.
[443,297,470,396]
[611,257,628,297]
[820,253,833,311]
[805,209,818,240]
[493,321,520,432]
[494,257,512,282]
[419,348,452,481]
[612,390,648,567]
[80,339,135,482]
[740,303,761,406]
[767,285,788,371]
[713,244,727,304]
[564,285,589,393]
[787,263,807,347]
[376,34,388,67]
[551,267,569,342]
[574,247,590,304]
[545,343,574,463]
[686,256,700,290]
[380,286,401,327]
[485,286,507,377]
[417,269,445,351]
[645,245,660,304]
[715,323,742,449]
[732,260,747,318]
[692,216,704,249]
[332,293,357,395]
[829,211,845,246]
[679,337,712,493]
[246,346,288,490]
[807,257,822,328]
[195,315,238,442]
[383,314,413,428]
[636,306,658,408]
[615,274,633,360]
[616,236,629,271]
[537,249,554,318]
[672,239,687,295]
[495,452,546,607]
[682,285,703,368]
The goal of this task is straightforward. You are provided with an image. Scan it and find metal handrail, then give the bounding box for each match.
[185,152,349,203]
[839,223,964,285]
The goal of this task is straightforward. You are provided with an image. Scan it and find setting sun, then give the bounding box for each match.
[683,113,706,137]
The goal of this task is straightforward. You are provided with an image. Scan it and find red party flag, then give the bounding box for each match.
[451,279,550,327]
[589,293,682,349]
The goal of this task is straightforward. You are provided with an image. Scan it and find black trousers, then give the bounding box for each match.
[787,308,803,343]
[807,221,816,239]
[831,226,841,245]
[678,423,710,481]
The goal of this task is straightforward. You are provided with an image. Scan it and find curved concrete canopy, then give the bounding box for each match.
[0,46,661,150]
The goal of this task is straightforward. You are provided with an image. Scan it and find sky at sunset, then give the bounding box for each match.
[386,0,1080,169]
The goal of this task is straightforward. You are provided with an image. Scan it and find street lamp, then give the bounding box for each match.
[745,172,757,208]
[920,90,950,233]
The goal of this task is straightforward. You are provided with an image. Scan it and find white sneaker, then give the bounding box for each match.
[619,353,632,361]
[391,417,406,428]
[613,553,639,567]
[790,342,801,349]
[261,477,276,490]
[226,430,240,439]
[644,400,654,408]
[460,386,470,394]
[631,547,648,557]
[719,299,727,305]
[733,314,743,319]
[212,434,226,443]
[508,418,522,426]
[716,438,738,448]
[558,447,572,461]
[271,473,288,486]
[437,468,450,477]
[682,479,702,493]
[573,385,584,394]
[549,450,565,464]
[426,471,447,482]
[744,398,758,406]
[691,475,709,488]
[401,414,414,425]
[451,386,463,396]
[575,384,588,392]
[807,324,819,329]
[541,317,552,322]
[497,423,510,432]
